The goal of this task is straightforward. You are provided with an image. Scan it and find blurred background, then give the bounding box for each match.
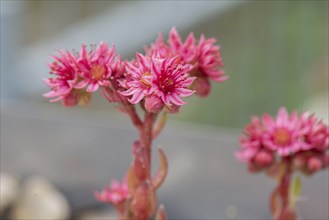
[1,1,328,219]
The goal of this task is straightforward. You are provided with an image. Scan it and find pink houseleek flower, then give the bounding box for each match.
[300,113,329,151]
[76,42,116,92]
[43,50,78,102]
[120,53,195,109]
[95,178,129,206]
[197,34,226,82]
[119,53,154,104]
[168,28,198,64]
[152,56,195,106]
[262,107,307,156]
[236,107,329,173]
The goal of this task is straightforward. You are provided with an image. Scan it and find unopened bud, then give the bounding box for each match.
[63,92,78,107]
[193,77,211,97]
[307,157,322,172]
[254,151,273,166]
[145,95,164,113]
[165,104,180,114]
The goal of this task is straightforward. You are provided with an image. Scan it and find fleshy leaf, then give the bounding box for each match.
[270,186,281,219]
[152,148,168,190]
[155,204,167,220]
[126,164,140,195]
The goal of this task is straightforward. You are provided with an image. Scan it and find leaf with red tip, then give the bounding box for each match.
[270,186,281,219]
[152,148,168,190]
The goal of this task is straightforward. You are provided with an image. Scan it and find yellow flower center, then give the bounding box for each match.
[91,65,106,80]
[273,128,290,146]
[140,72,152,88]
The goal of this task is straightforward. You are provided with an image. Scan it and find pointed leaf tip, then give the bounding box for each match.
[152,148,168,190]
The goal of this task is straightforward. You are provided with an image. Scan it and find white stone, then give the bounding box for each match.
[0,173,19,215]
[11,176,70,220]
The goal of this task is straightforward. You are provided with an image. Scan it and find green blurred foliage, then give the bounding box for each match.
[175,1,328,128]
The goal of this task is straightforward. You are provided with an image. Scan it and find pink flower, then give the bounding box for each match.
[43,50,78,102]
[95,178,129,206]
[145,33,172,59]
[236,107,329,174]
[197,34,227,82]
[300,113,329,151]
[120,53,195,107]
[76,42,115,92]
[236,117,265,163]
[152,56,195,106]
[119,53,154,104]
[262,107,307,156]
[168,28,198,64]
[236,116,275,170]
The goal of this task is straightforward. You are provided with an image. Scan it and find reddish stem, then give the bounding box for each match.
[141,112,157,168]
[125,104,143,135]
[271,159,296,220]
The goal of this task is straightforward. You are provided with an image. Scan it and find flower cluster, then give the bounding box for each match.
[94,178,129,213]
[44,28,226,220]
[43,42,124,106]
[44,28,226,114]
[236,107,329,174]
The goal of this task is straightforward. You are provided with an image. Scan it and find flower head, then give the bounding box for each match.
[197,34,226,82]
[120,53,195,109]
[300,113,329,151]
[262,107,307,156]
[236,107,329,174]
[43,50,78,103]
[119,53,154,104]
[95,178,129,206]
[76,42,115,92]
[152,56,195,106]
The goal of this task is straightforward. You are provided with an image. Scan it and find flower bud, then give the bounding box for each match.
[307,157,322,172]
[292,154,305,170]
[165,104,180,114]
[193,77,211,97]
[145,95,164,113]
[254,150,273,166]
[63,93,78,107]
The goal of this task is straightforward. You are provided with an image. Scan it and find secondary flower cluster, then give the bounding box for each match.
[94,144,168,219]
[236,107,329,175]
[43,28,226,113]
